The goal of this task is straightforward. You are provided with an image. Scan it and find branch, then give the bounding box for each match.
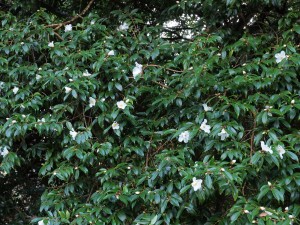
[46,0,94,30]
[152,81,169,89]
[53,31,63,41]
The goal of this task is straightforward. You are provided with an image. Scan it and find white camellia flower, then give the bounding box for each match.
[83,70,91,77]
[261,141,273,154]
[65,24,72,32]
[70,130,78,140]
[90,20,95,25]
[108,50,115,56]
[89,97,96,107]
[202,103,212,112]
[117,100,127,109]
[48,41,54,48]
[275,50,287,63]
[132,62,143,79]
[291,99,295,104]
[218,128,229,140]
[200,119,211,133]
[112,121,120,130]
[178,131,190,143]
[191,177,203,191]
[12,86,19,94]
[118,22,129,31]
[38,220,45,225]
[276,145,286,159]
[0,146,9,157]
[64,87,72,94]
[36,74,42,80]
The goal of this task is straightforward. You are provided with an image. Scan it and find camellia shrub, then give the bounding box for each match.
[0,0,300,224]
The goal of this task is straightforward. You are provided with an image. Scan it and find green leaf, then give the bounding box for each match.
[154,193,160,204]
[180,185,190,194]
[71,90,77,98]
[230,211,241,222]
[251,152,262,164]
[257,185,269,201]
[268,131,278,141]
[160,200,168,213]
[150,215,158,225]
[205,175,213,189]
[117,211,126,222]
[233,104,240,117]
[115,83,123,91]
[262,111,268,124]
[293,25,300,34]
[151,49,160,60]
[286,151,298,161]
[66,122,73,130]
[271,188,284,202]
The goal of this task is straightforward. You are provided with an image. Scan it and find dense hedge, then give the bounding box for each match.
[1,1,300,224]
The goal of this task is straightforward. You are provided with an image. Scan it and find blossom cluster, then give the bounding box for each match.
[178,103,227,144]
[69,99,128,140]
[261,141,286,158]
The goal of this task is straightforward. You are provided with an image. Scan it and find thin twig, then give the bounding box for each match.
[152,81,169,89]
[46,0,94,30]
[86,182,96,203]
[54,31,63,41]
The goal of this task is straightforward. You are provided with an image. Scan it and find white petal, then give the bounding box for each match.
[70,130,78,140]
[89,97,96,107]
[108,50,115,56]
[191,178,203,191]
[202,103,212,111]
[38,220,45,225]
[112,122,120,130]
[83,70,91,77]
[65,24,72,32]
[48,41,54,47]
[13,87,19,94]
[261,141,273,154]
[65,87,72,93]
[117,101,127,109]
[119,22,129,31]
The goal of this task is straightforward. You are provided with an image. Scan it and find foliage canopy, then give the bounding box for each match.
[1,0,300,224]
